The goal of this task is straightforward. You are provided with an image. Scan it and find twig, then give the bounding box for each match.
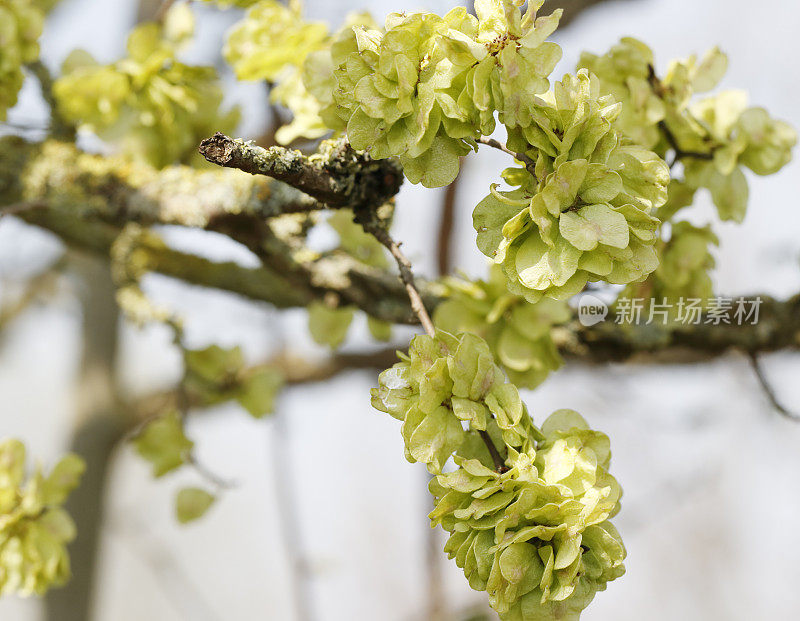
[658,120,714,163]
[169,323,239,489]
[645,65,714,164]
[476,136,537,174]
[478,430,508,473]
[436,164,462,277]
[188,454,237,490]
[542,0,636,28]
[360,223,435,337]
[270,408,315,621]
[748,353,800,422]
[153,0,178,22]
[0,201,45,220]
[359,218,509,471]
[27,61,75,140]
[256,81,285,148]
[199,132,403,210]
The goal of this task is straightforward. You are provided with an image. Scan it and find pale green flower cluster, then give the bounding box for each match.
[222,3,377,146]
[372,337,625,620]
[624,221,718,313]
[223,0,328,82]
[434,265,570,389]
[184,345,284,418]
[681,91,796,222]
[53,5,239,168]
[431,410,624,621]
[371,330,540,473]
[0,0,44,120]
[578,38,729,150]
[0,439,85,597]
[581,38,796,223]
[475,71,669,302]
[324,0,563,187]
[133,411,194,477]
[577,38,664,149]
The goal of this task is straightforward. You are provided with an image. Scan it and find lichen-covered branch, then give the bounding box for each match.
[2,136,799,363]
[561,294,800,362]
[199,132,403,211]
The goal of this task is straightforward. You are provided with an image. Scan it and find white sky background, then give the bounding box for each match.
[1,0,800,620]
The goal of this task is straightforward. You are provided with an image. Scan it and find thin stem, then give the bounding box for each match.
[478,430,507,472]
[748,353,800,422]
[27,61,75,140]
[1,201,45,220]
[187,454,237,489]
[169,323,238,489]
[477,136,537,173]
[436,165,462,277]
[153,0,178,21]
[270,407,314,621]
[645,65,714,164]
[256,81,284,148]
[362,224,435,337]
[658,120,714,163]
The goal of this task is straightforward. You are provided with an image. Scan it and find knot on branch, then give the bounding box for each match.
[198,132,238,165]
[314,139,403,213]
[199,132,403,215]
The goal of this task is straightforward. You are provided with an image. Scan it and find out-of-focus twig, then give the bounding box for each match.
[542,0,638,28]
[270,406,314,621]
[748,353,800,422]
[0,258,64,331]
[436,162,463,277]
[27,61,75,140]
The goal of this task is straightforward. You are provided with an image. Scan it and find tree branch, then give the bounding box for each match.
[4,137,800,364]
[199,132,403,210]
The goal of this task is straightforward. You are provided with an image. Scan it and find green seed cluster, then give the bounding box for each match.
[434,265,570,389]
[372,333,625,620]
[0,439,84,597]
[0,0,44,121]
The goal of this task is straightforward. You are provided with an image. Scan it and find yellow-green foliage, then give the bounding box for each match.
[53,5,239,168]
[0,439,85,597]
[581,38,796,223]
[372,335,624,620]
[0,0,44,120]
[475,71,668,302]
[434,266,569,389]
